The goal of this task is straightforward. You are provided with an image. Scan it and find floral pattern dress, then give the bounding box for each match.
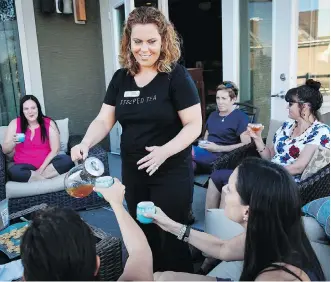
[272,120,330,182]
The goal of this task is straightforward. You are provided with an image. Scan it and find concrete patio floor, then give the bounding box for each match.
[78,153,207,263]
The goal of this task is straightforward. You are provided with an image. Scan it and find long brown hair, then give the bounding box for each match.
[119,7,181,75]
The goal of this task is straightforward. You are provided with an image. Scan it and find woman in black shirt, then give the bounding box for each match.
[71,6,201,272]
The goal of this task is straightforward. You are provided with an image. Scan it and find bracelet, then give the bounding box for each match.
[177,225,187,241]
[182,225,191,242]
[257,146,266,153]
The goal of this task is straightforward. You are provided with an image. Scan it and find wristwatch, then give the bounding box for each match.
[182,225,191,242]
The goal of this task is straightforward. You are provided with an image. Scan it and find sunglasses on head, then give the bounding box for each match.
[222,82,234,89]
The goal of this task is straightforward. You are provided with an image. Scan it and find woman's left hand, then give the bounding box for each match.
[36,167,45,175]
[137,146,169,176]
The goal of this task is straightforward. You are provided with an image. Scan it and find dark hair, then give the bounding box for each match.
[285,79,323,120]
[236,158,324,281]
[19,95,53,143]
[21,208,97,281]
[216,81,239,99]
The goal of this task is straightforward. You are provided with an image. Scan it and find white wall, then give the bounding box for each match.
[15,0,45,112]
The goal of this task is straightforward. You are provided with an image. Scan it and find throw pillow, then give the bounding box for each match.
[0,126,8,146]
[55,118,69,154]
[302,197,330,237]
[0,126,14,164]
[301,146,330,181]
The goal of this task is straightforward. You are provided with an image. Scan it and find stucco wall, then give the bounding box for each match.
[33,0,106,137]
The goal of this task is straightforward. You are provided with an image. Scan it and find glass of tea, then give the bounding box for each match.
[64,157,105,198]
[249,123,263,133]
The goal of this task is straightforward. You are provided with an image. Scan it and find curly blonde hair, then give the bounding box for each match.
[119,7,181,75]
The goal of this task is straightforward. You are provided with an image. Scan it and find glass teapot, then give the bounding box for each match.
[64,157,105,198]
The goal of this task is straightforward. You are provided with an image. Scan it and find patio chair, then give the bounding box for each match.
[91,225,123,281]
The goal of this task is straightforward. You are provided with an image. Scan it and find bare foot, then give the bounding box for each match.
[28,171,46,182]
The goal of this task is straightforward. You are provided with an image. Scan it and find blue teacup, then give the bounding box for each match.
[16,133,25,143]
[137,201,155,224]
[94,176,114,198]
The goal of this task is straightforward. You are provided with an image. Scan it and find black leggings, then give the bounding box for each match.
[8,154,74,182]
[122,155,194,273]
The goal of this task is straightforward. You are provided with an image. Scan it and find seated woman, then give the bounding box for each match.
[148,157,325,281]
[206,79,330,211]
[192,81,250,173]
[2,95,74,182]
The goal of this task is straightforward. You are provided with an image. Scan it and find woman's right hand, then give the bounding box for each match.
[247,124,264,140]
[93,178,125,206]
[13,134,21,144]
[144,207,179,234]
[71,142,89,161]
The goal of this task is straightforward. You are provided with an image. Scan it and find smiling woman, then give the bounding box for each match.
[2,95,74,183]
[70,6,202,274]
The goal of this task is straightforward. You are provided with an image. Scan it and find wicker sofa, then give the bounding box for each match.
[0,135,109,213]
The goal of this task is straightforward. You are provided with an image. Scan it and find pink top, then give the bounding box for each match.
[14,117,52,168]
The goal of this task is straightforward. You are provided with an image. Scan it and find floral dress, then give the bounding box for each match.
[272,120,330,182]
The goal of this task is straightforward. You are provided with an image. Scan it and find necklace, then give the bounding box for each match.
[220,116,227,122]
[219,113,230,122]
[219,109,234,122]
[290,120,315,139]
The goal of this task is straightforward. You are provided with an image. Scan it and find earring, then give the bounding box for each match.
[243,216,248,222]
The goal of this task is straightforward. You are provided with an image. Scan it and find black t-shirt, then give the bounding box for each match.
[104,64,200,162]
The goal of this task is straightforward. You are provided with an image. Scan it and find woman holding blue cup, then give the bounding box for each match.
[145,158,325,281]
[2,95,74,182]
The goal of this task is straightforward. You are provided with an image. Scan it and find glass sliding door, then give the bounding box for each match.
[297,0,330,95]
[239,0,273,132]
[0,0,25,126]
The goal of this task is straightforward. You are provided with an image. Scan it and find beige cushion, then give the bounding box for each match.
[266,119,284,147]
[205,209,245,239]
[0,118,69,153]
[55,118,69,153]
[0,126,14,163]
[303,216,328,244]
[0,126,7,146]
[301,146,330,181]
[311,242,330,280]
[205,209,244,280]
[6,174,66,198]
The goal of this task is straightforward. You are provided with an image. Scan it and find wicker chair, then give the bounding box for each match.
[0,135,109,213]
[90,224,123,281]
[10,205,123,281]
[212,142,330,205]
[97,236,123,281]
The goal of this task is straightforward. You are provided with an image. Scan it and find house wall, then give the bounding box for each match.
[33,0,106,137]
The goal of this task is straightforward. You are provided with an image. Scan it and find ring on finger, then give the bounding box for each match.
[152,163,158,171]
